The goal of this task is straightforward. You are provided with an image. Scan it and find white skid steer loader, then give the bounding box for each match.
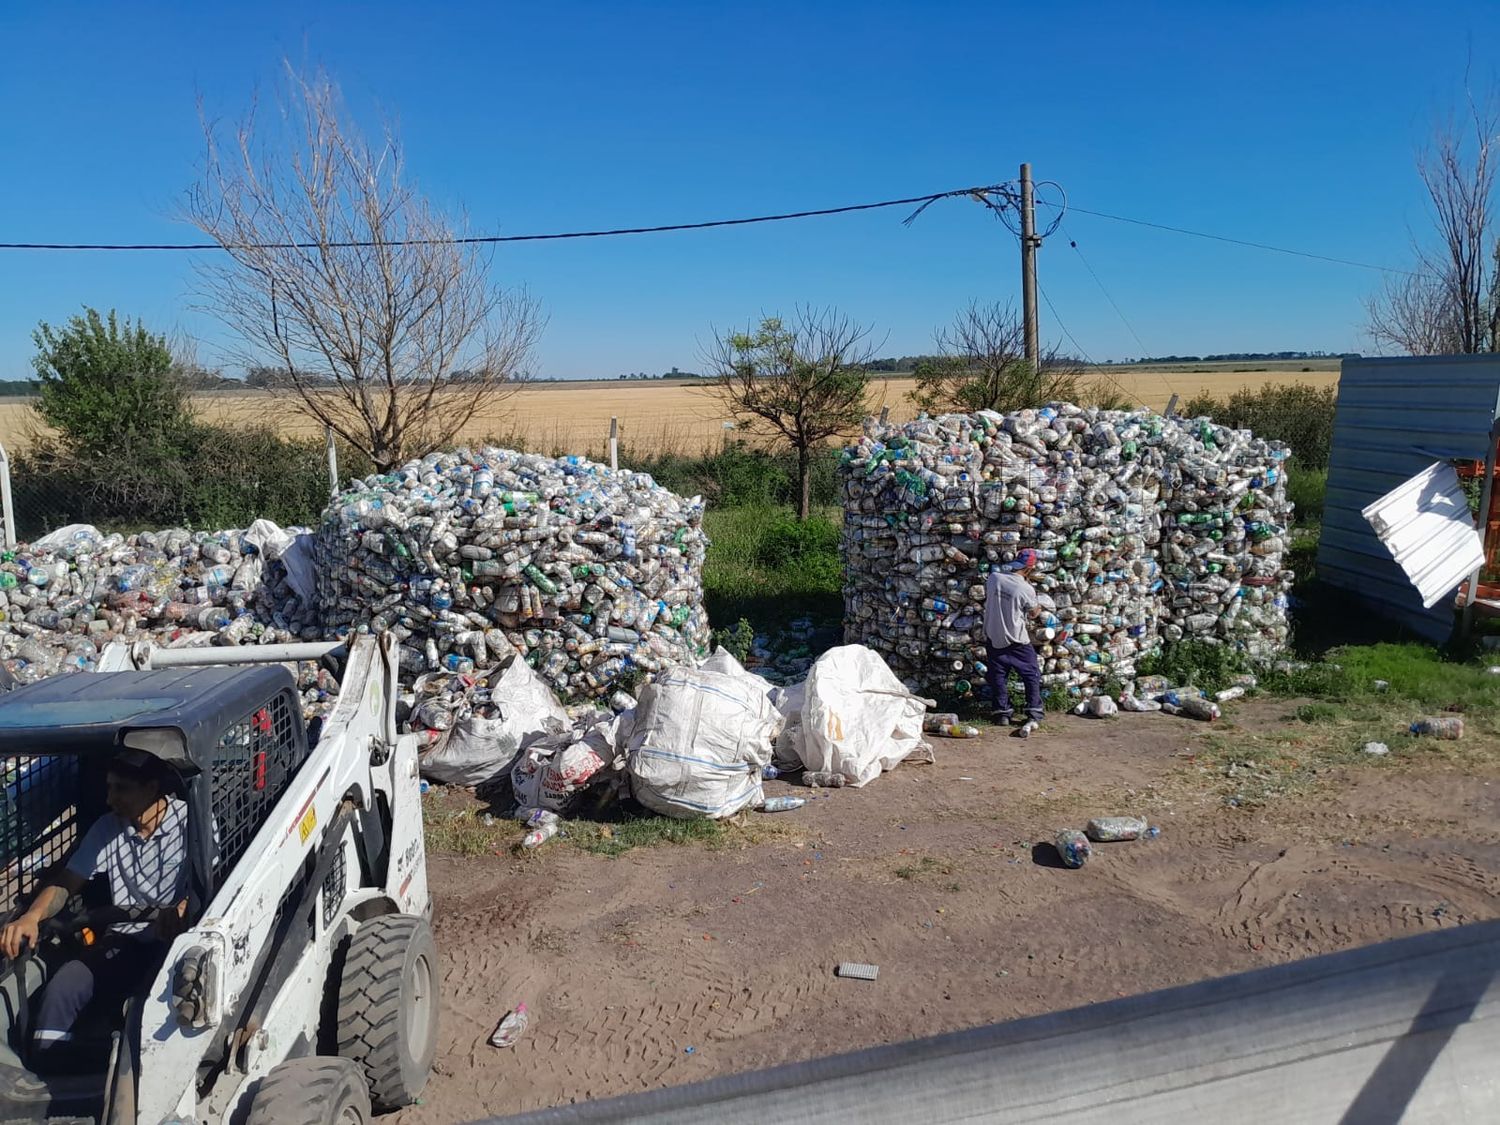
[0,632,437,1125]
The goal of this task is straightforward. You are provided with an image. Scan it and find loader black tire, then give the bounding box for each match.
[246,1057,371,1125]
[336,914,438,1110]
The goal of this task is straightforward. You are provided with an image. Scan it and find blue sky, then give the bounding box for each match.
[0,1,1496,379]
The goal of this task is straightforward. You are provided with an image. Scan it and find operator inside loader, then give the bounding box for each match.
[1,748,191,1072]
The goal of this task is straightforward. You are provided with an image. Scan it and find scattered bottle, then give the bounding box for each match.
[1410,716,1463,740]
[801,770,847,788]
[520,809,563,848]
[489,1003,530,1048]
[930,722,980,738]
[1055,829,1092,869]
[1085,816,1148,842]
[759,796,806,813]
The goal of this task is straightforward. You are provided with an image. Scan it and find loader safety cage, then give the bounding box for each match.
[0,664,310,918]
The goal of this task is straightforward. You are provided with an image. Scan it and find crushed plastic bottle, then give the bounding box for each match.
[1055,829,1092,868]
[801,770,847,788]
[1085,816,1148,842]
[1410,716,1464,740]
[759,796,807,812]
[489,1003,530,1048]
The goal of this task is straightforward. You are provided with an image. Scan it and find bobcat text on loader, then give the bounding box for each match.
[0,633,437,1125]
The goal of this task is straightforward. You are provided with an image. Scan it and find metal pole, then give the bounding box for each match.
[1459,419,1500,638]
[0,441,16,549]
[325,426,339,498]
[609,417,619,472]
[142,641,348,668]
[1020,162,1040,373]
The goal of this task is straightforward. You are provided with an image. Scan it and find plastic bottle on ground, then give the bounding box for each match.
[489,1004,530,1048]
[1410,716,1463,740]
[759,796,806,813]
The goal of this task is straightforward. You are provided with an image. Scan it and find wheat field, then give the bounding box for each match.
[0,363,1340,458]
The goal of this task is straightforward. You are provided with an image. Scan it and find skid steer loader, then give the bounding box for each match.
[0,632,437,1125]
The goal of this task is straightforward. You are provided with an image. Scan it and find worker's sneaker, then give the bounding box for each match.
[1012,720,1039,739]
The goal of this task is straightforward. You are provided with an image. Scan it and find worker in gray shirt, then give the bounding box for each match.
[0,749,189,1068]
[984,548,1045,736]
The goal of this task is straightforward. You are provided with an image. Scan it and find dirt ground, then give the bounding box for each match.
[400,701,1500,1122]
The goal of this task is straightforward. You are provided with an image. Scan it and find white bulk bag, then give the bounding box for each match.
[627,667,779,819]
[801,645,930,787]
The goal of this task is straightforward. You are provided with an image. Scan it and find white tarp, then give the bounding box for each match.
[626,667,779,819]
[801,645,930,787]
[1362,462,1486,609]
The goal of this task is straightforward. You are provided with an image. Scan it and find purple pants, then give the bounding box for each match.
[985,641,1043,722]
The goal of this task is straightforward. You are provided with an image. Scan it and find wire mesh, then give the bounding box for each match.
[209,690,309,883]
[0,754,105,918]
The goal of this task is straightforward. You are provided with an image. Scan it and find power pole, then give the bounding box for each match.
[1019,162,1040,372]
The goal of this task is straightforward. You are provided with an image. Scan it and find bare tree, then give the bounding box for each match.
[1367,84,1499,355]
[909,301,1122,414]
[186,65,542,470]
[704,307,874,520]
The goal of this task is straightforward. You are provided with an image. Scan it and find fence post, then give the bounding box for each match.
[325,426,339,498]
[1164,393,1180,419]
[0,442,14,549]
[609,417,619,472]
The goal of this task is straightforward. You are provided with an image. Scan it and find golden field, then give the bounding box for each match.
[0,362,1340,457]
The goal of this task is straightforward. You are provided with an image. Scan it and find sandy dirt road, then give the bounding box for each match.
[402,702,1498,1122]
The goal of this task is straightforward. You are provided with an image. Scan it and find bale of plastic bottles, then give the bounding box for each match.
[839,404,1293,701]
[0,524,315,681]
[315,447,711,701]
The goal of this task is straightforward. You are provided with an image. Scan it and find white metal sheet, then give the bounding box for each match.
[1361,461,1485,608]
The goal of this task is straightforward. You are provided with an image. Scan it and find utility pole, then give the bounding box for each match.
[1019,162,1040,372]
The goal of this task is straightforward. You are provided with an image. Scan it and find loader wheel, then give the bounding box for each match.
[336,914,438,1110]
[246,1057,370,1125]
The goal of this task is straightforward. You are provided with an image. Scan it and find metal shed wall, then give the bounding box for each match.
[1316,355,1500,641]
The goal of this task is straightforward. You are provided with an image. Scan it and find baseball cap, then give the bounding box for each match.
[1012,548,1039,570]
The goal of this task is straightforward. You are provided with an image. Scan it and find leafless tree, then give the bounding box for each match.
[186,65,542,470]
[704,307,874,520]
[1367,84,1499,355]
[909,301,1126,414]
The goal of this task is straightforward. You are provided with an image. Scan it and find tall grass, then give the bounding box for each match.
[702,504,843,634]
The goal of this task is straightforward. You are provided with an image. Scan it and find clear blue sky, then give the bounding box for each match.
[1,1,1496,379]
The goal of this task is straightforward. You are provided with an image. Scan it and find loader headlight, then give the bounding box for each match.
[173,946,219,1030]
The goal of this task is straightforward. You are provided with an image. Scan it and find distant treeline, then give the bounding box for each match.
[1123,351,1359,364]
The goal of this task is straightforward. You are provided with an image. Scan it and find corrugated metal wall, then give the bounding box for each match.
[1316,355,1500,640]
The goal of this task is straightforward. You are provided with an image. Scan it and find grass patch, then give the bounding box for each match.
[1139,639,1249,693]
[1262,642,1500,713]
[422,790,798,858]
[703,503,843,634]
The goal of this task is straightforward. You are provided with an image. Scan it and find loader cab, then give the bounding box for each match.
[0,664,311,1123]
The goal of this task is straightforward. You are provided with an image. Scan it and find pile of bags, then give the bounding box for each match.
[316,447,711,702]
[840,404,1293,700]
[414,643,933,821]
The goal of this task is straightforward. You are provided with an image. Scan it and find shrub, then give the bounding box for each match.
[1181,382,1336,469]
[1138,639,1248,693]
[1287,466,1327,523]
[12,424,373,537]
[622,440,840,510]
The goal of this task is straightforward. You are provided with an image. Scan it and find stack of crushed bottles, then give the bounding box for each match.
[315,446,711,701]
[839,404,1294,701]
[0,523,332,716]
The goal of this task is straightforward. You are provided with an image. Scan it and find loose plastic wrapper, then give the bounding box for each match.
[839,404,1294,703]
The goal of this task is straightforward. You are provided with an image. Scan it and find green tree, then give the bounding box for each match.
[705,308,873,520]
[907,301,1122,414]
[31,308,195,459]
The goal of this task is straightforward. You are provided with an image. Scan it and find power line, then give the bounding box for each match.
[0,181,1012,252]
[1064,229,1151,357]
[1039,200,1430,278]
[1036,281,1147,410]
